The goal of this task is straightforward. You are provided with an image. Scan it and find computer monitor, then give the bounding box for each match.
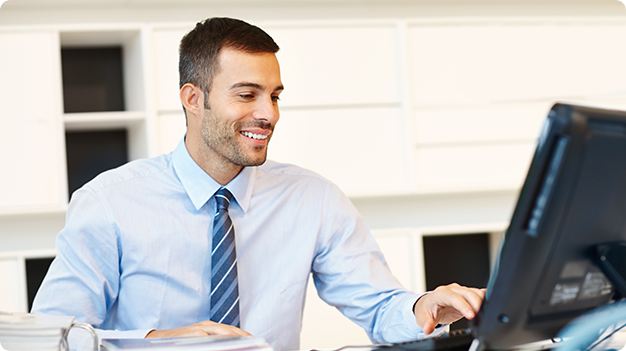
[471,103,626,350]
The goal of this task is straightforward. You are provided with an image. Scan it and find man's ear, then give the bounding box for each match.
[180,83,204,118]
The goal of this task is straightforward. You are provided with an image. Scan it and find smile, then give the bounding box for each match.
[241,131,269,140]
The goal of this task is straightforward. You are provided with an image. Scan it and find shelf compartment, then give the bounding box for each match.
[60,29,145,113]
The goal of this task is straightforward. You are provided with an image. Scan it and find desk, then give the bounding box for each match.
[309,331,626,351]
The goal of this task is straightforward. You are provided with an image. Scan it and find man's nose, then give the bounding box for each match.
[252,97,279,124]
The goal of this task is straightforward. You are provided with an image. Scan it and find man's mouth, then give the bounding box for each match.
[240,131,269,140]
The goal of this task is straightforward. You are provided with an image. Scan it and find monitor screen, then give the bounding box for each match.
[472,103,626,350]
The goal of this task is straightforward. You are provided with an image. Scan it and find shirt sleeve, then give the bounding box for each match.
[31,186,149,350]
[311,184,441,344]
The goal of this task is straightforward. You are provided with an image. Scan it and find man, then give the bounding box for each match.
[32,17,484,350]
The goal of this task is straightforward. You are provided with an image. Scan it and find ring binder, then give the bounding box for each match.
[62,322,98,351]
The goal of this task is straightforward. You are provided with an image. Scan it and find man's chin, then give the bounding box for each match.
[241,159,267,167]
[234,154,268,167]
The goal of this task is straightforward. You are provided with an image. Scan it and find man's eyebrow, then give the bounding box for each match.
[231,82,284,92]
[231,82,263,90]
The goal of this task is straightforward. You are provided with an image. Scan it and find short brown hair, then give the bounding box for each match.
[179,17,280,112]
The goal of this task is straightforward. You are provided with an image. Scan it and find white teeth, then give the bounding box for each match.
[241,131,268,140]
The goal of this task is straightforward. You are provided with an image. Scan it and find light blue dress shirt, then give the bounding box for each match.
[32,139,427,350]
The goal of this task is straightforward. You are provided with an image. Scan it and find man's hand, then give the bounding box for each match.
[413,283,486,335]
[146,321,252,338]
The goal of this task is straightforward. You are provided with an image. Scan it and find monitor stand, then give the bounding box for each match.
[593,242,626,299]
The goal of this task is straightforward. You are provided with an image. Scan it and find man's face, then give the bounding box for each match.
[201,48,283,167]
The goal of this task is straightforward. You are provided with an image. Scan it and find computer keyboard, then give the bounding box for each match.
[374,328,475,351]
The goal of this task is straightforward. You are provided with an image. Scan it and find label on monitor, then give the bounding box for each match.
[549,283,580,306]
[549,269,613,306]
[579,272,613,300]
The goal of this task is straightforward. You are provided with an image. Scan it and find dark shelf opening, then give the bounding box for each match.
[423,233,491,330]
[61,47,125,113]
[65,129,129,200]
[26,257,55,311]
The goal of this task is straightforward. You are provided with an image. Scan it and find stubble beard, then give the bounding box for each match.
[201,109,271,167]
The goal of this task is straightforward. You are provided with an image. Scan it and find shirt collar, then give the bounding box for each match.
[171,137,255,213]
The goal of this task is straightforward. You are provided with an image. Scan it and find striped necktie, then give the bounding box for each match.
[210,187,240,327]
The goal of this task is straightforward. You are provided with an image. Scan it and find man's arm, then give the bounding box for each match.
[413,283,486,335]
[312,183,486,343]
[32,187,120,320]
[32,186,150,349]
[33,186,251,344]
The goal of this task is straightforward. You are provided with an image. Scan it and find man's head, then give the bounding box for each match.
[179,17,280,112]
[179,17,284,185]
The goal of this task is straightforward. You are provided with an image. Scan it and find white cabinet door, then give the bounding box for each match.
[265,23,400,108]
[152,27,191,113]
[0,257,25,312]
[263,23,409,197]
[0,30,65,212]
[268,106,409,197]
[408,20,626,107]
[414,142,536,193]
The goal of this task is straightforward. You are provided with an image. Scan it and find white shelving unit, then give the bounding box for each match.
[3,17,626,216]
[59,25,158,161]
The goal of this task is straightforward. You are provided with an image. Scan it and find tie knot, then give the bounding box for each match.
[214,188,233,211]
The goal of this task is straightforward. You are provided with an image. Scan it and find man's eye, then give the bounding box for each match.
[271,96,280,102]
[240,94,254,99]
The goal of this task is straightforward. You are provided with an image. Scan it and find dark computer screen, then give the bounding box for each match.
[472,103,626,350]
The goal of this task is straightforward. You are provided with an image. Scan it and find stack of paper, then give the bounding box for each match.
[102,335,273,351]
[0,311,74,351]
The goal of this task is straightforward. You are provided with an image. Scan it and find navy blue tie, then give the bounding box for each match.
[210,188,240,327]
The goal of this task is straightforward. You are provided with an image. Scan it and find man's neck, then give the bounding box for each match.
[185,138,244,186]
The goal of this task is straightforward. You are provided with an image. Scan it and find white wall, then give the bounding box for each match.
[1,0,625,24]
[1,1,626,349]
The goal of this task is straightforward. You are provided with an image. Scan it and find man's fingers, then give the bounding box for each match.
[421,317,436,335]
[462,287,485,317]
[196,321,252,337]
[438,284,483,319]
[213,325,252,337]
[146,321,252,338]
[414,283,487,333]
[468,288,486,311]
[414,298,436,334]
[414,293,452,333]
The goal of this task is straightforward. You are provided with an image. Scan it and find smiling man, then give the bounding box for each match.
[32,17,484,351]
[183,47,283,185]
